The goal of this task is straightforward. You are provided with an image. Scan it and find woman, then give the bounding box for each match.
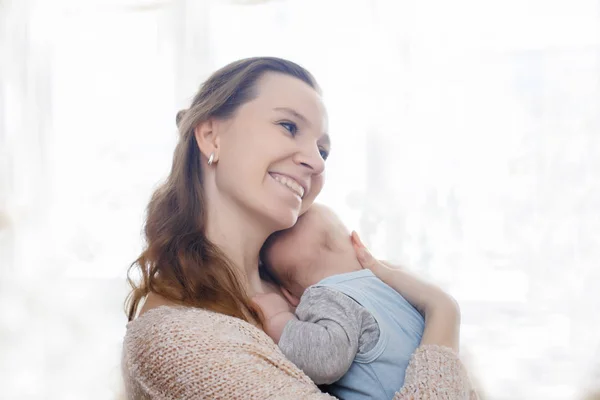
[122,57,476,399]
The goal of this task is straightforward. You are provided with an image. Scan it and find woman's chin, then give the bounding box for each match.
[262,203,300,232]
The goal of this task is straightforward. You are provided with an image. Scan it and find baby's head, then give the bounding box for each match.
[261,204,361,299]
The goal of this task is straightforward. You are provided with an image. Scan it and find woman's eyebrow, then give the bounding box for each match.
[273,107,309,125]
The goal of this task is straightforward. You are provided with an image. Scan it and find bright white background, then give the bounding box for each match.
[1,0,599,399]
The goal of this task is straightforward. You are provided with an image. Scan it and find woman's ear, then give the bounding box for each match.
[281,287,300,307]
[194,119,221,162]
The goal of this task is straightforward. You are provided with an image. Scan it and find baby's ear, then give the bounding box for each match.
[281,287,300,307]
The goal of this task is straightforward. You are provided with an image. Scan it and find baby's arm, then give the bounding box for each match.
[278,286,371,385]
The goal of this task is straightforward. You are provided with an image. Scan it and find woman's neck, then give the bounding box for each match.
[204,201,275,295]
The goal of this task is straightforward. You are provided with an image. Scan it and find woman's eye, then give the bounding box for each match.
[279,121,298,136]
[319,148,329,160]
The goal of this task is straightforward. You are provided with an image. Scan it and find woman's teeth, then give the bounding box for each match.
[271,174,305,198]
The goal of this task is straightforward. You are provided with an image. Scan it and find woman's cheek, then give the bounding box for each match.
[300,174,325,215]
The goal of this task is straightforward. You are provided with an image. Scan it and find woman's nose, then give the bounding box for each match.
[293,142,325,175]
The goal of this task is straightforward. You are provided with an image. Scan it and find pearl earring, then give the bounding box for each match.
[207,152,215,166]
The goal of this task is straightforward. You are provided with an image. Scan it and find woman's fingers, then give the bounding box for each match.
[350,231,376,269]
[350,230,365,248]
[380,260,406,271]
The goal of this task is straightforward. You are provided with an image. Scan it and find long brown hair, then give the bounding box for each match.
[125,57,319,323]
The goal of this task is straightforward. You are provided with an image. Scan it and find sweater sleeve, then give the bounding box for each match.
[393,345,480,400]
[122,307,477,400]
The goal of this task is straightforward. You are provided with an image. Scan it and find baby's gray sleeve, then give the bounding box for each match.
[278,286,366,385]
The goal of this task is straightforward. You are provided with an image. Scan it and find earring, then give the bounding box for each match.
[207,152,215,166]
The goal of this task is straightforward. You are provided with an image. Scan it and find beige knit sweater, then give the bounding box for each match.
[122,305,477,399]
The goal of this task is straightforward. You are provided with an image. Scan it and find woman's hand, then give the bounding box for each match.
[350,231,461,352]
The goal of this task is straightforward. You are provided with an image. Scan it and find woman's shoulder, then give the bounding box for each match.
[124,305,274,350]
[127,305,236,331]
[122,306,323,399]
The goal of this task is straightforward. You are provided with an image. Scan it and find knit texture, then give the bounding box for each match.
[122,306,477,399]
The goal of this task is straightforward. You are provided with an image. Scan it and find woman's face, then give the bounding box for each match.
[212,72,329,230]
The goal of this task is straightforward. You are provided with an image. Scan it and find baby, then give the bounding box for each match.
[259,204,425,400]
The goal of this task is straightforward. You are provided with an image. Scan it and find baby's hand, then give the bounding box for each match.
[253,292,291,320]
[253,291,297,344]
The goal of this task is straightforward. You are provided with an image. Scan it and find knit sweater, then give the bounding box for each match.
[122,305,477,399]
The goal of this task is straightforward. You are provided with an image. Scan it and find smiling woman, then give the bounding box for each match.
[125,57,325,323]
[3,1,599,398]
[121,56,477,399]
